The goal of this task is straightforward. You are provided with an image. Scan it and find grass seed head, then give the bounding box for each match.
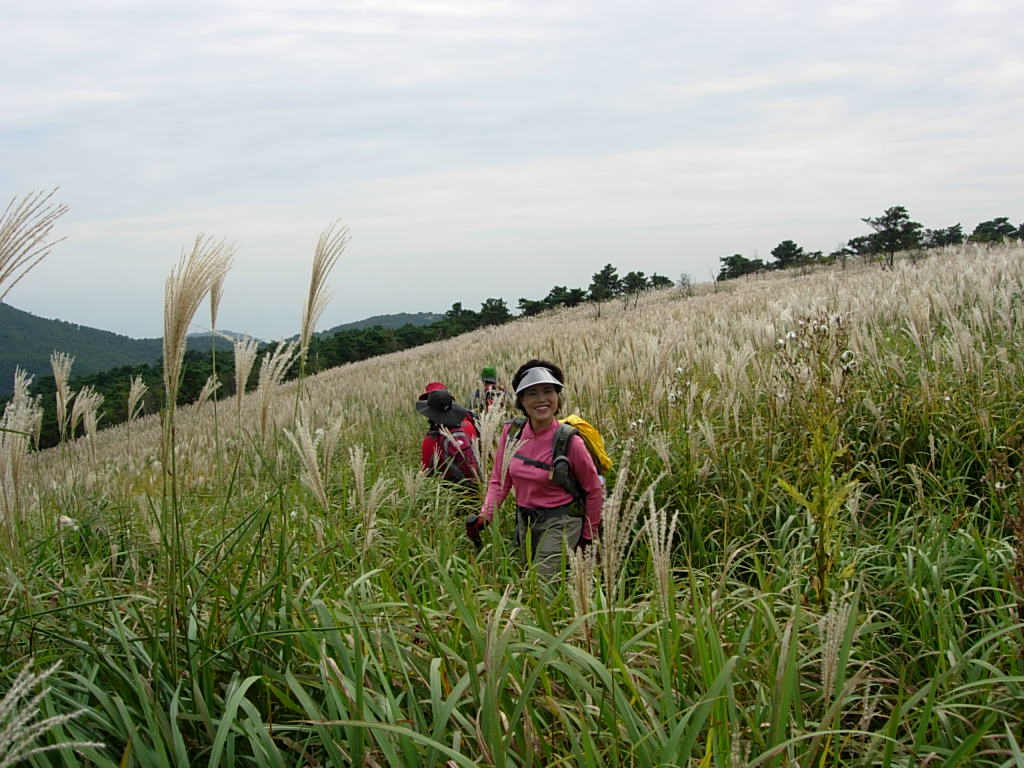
[0,189,68,303]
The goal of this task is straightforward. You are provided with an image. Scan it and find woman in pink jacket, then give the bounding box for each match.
[469,359,603,576]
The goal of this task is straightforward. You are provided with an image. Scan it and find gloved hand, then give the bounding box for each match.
[575,536,592,553]
[465,514,489,547]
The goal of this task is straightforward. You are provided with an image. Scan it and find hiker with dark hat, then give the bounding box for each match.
[467,359,603,576]
[416,382,482,484]
[470,365,508,413]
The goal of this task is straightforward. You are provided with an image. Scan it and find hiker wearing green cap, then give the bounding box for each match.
[471,365,508,413]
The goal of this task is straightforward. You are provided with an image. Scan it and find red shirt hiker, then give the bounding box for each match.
[416,381,482,484]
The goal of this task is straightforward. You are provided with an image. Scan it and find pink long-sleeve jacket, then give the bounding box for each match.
[481,418,603,540]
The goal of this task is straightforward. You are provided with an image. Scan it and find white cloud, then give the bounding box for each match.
[2,0,1021,338]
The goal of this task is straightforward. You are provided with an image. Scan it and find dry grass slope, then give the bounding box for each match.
[21,242,1022,507]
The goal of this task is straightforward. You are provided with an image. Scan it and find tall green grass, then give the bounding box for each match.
[2,242,1023,766]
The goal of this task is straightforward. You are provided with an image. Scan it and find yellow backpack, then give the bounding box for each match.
[560,414,613,475]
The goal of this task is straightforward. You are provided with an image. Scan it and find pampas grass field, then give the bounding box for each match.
[2,236,1024,766]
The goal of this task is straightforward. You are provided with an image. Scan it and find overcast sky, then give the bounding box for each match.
[2,0,1021,340]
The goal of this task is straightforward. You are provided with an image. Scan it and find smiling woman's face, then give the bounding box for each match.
[520,383,560,429]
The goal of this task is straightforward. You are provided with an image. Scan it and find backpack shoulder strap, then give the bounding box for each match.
[506,417,548,468]
[508,416,557,471]
[509,422,580,483]
[551,424,584,501]
[444,428,467,443]
[552,423,579,461]
[505,416,527,439]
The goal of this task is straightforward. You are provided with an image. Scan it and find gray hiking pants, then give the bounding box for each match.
[514,505,584,578]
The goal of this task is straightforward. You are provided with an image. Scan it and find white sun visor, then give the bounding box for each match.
[514,366,563,394]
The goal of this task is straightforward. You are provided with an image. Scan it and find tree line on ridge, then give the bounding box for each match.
[716,207,1023,281]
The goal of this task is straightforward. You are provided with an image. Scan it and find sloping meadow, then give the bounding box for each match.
[3,243,1023,766]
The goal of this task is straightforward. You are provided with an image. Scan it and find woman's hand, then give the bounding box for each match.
[465,514,489,547]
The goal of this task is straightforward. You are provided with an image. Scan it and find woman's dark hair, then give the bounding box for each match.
[511,359,564,415]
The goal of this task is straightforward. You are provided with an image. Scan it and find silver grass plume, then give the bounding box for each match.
[319,413,344,491]
[856,682,881,738]
[69,386,103,439]
[484,587,522,674]
[285,402,329,512]
[256,340,298,439]
[602,478,658,606]
[599,442,634,593]
[400,465,427,500]
[346,444,392,552]
[650,430,673,475]
[500,430,528,487]
[80,388,104,460]
[195,375,221,410]
[163,235,234,411]
[50,351,74,444]
[0,369,40,527]
[300,220,350,364]
[31,404,42,448]
[819,595,854,698]
[0,661,102,767]
[127,375,148,422]
[600,443,660,603]
[209,268,227,332]
[361,475,391,553]
[233,335,260,419]
[349,444,368,511]
[569,547,598,649]
[0,189,68,302]
[644,504,679,617]
[125,375,148,463]
[207,271,229,462]
[477,404,509,481]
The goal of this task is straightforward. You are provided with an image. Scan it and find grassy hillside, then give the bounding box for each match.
[1,243,1022,766]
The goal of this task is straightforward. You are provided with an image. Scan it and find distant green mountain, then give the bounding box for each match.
[187,330,259,343]
[0,303,240,396]
[318,312,443,336]
[0,304,444,397]
[1,303,161,396]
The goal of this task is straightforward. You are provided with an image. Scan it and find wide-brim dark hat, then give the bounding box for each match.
[415,388,469,428]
